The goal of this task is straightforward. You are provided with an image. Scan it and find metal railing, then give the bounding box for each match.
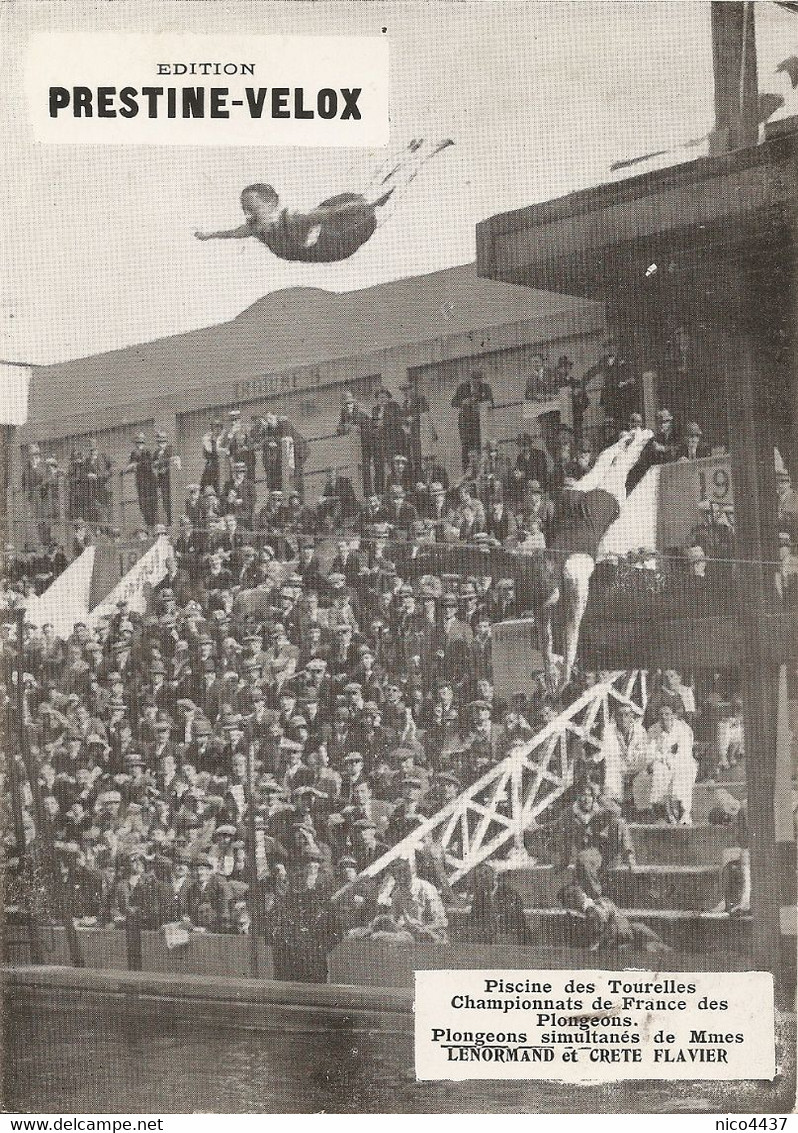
[359,670,647,888]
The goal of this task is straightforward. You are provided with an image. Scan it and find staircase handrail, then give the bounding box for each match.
[359,670,646,886]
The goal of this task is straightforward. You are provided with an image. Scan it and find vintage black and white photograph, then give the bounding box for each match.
[1,0,796,1117]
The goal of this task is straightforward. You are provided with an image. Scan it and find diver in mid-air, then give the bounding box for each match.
[194,138,454,262]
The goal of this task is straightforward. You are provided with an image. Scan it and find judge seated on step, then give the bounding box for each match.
[599,702,648,817]
[561,781,637,888]
[643,702,697,826]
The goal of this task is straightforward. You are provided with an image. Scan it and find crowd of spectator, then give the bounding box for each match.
[4,365,786,978]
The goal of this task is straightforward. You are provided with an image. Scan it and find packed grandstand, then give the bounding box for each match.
[3,377,795,981]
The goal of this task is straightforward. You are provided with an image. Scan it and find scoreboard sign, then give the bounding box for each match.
[600,453,734,558]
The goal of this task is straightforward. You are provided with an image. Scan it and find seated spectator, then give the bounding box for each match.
[644,702,697,825]
[464,861,528,945]
[599,702,648,815]
[677,421,711,461]
[370,858,448,943]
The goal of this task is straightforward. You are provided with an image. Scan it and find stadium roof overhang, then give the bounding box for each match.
[476,121,798,329]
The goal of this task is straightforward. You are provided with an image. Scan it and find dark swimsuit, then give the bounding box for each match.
[515,488,621,611]
[256,194,378,263]
[549,488,621,559]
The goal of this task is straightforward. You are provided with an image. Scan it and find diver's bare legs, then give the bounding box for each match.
[364,138,454,218]
[550,429,653,694]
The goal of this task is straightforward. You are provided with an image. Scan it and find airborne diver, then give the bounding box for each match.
[195,138,454,263]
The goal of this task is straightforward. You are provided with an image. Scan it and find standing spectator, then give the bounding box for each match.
[260,411,284,490]
[200,419,224,495]
[126,434,158,530]
[363,405,386,498]
[221,409,248,482]
[451,370,494,471]
[152,430,178,527]
[591,340,641,436]
[399,378,435,482]
[337,387,370,438]
[85,439,112,528]
[21,443,47,540]
[40,456,65,545]
[374,387,406,467]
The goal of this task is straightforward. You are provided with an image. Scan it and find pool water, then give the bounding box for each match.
[4,988,794,1114]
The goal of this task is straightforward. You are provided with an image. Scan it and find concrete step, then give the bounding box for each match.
[692,779,747,823]
[628,823,742,867]
[520,907,752,952]
[503,863,724,912]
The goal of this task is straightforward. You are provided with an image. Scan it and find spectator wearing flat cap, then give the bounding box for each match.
[677,422,711,462]
[220,462,255,528]
[185,854,233,933]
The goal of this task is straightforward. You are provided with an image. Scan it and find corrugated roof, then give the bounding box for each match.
[29,261,599,423]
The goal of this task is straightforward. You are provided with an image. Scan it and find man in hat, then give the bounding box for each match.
[329,537,365,588]
[183,482,203,529]
[221,460,255,527]
[200,419,225,495]
[185,853,233,933]
[478,439,512,505]
[385,483,418,534]
[414,453,449,513]
[677,421,710,462]
[126,433,158,529]
[21,441,47,536]
[336,387,370,438]
[460,699,501,780]
[626,408,678,492]
[419,479,451,534]
[38,454,65,544]
[359,492,388,538]
[451,370,494,471]
[484,491,518,548]
[255,411,284,489]
[598,701,648,815]
[220,409,248,480]
[385,452,413,497]
[152,430,177,526]
[588,339,641,438]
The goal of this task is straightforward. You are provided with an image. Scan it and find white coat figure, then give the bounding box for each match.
[600,704,648,808]
[646,704,696,824]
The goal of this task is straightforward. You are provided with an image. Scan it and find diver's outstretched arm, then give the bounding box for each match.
[195,224,253,241]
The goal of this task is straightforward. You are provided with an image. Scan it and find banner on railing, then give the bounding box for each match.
[24,545,96,638]
[86,534,171,628]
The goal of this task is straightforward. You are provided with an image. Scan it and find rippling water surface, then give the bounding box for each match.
[4,989,794,1114]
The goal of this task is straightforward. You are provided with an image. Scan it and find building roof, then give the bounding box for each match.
[28,261,599,425]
